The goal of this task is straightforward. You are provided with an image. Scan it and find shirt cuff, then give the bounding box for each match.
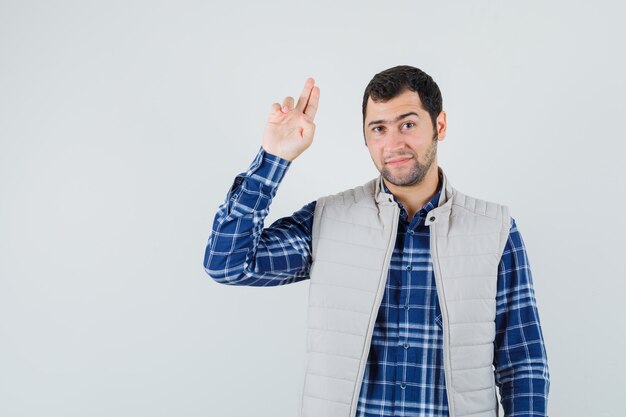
[227,147,291,201]
[247,146,291,187]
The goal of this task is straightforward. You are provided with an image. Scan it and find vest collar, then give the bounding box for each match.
[374,166,455,225]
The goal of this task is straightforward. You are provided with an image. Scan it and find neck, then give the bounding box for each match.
[383,163,440,219]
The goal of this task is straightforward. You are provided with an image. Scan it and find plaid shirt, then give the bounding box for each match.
[204,148,550,416]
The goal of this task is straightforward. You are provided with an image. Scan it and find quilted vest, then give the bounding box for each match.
[300,166,511,417]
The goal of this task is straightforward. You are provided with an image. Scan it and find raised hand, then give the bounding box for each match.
[261,78,320,161]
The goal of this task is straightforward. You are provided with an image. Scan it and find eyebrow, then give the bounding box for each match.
[367,112,420,127]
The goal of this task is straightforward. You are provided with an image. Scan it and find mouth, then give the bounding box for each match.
[385,157,412,166]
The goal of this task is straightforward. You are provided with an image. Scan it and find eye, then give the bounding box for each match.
[372,126,385,133]
[402,121,415,129]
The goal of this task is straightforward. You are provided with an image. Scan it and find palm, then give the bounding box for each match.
[261,78,320,161]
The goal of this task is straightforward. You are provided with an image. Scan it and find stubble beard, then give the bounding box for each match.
[381,135,438,187]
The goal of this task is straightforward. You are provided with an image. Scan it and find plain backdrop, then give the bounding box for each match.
[1,1,625,416]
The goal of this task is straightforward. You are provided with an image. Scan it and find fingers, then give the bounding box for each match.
[271,97,295,115]
[270,102,282,114]
[271,78,319,119]
[281,96,295,112]
[283,97,294,111]
[295,77,315,113]
[303,86,320,119]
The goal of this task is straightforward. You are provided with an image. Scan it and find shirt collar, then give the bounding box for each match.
[382,170,443,220]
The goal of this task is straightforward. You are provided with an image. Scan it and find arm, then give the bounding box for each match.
[494,217,550,416]
[204,78,321,286]
[203,147,316,286]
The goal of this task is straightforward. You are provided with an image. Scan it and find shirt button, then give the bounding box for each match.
[407,229,414,235]
[403,305,410,311]
[429,216,436,222]
[400,382,406,389]
[406,265,412,271]
[403,342,409,349]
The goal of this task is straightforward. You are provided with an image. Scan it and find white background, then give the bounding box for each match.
[1,1,625,416]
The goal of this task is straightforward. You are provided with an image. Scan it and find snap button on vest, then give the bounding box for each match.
[429,216,436,222]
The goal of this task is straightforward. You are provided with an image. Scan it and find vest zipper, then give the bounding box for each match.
[349,204,400,417]
[430,222,456,417]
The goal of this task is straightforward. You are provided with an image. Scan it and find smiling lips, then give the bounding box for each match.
[385,156,413,166]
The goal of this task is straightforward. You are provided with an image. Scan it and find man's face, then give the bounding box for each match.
[363,89,446,187]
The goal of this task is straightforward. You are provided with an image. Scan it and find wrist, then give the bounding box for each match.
[251,146,291,186]
[261,144,295,162]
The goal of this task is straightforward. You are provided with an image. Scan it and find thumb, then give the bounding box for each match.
[302,120,316,143]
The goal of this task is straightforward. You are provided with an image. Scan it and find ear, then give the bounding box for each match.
[435,110,447,141]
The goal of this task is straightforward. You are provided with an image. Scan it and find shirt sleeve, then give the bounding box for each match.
[203,146,316,286]
[494,217,550,416]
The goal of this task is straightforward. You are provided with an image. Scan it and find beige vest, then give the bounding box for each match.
[300,167,510,417]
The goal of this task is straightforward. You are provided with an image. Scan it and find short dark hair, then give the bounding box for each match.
[362,65,443,133]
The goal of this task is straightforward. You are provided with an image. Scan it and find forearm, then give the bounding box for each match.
[203,147,314,286]
[496,311,549,416]
[494,218,550,416]
[497,358,549,416]
[496,323,549,416]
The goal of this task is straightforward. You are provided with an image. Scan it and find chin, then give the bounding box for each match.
[389,177,422,187]
[381,165,419,186]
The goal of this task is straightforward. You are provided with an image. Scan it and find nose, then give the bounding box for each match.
[385,129,407,151]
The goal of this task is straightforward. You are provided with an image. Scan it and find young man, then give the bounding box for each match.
[204,66,549,417]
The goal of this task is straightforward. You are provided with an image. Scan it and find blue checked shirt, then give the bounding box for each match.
[204,147,550,417]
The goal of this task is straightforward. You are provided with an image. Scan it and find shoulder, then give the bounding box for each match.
[448,187,513,256]
[450,187,511,226]
[311,178,382,233]
[315,178,378,207]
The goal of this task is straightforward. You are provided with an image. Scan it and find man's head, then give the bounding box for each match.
[362,65,446,188]
[362,65,443,133]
